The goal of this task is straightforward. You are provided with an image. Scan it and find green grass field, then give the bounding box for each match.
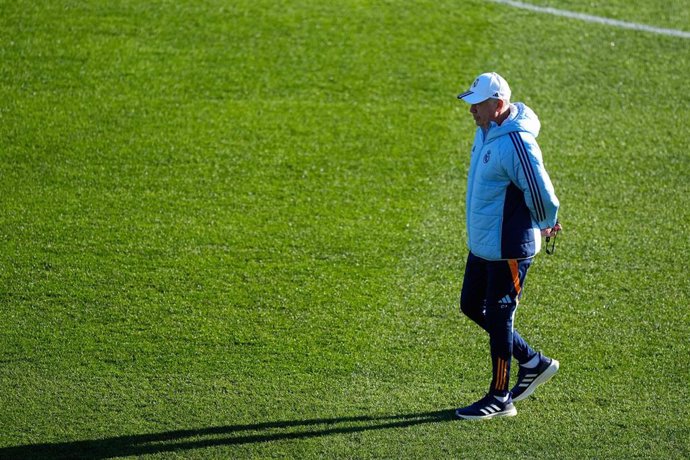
[1,0,689,458]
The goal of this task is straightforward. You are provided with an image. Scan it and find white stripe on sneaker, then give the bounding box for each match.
[512,359,560,402]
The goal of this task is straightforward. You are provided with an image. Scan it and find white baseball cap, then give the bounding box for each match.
[457,72,511,104]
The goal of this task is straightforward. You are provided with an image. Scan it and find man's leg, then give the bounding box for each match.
[507,257,560,401]
[460,254,536,365]
[459,252,488,326]
[455,256,532,419]
[457,257,558,418]
[484,258,535,396]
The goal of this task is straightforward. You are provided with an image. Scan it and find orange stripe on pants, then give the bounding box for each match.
[494,357,508,392]
[508,259,521,296]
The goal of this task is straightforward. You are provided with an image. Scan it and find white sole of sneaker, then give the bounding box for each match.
[455,406,517,420]
[512,359,560,402]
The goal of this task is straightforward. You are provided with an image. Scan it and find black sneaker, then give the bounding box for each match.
[455,393,517,420]
[511,354,559,402]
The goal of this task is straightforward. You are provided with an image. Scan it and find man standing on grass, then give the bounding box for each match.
[454,72,562,420]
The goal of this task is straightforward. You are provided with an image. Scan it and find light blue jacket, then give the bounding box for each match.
[466,102,559,261]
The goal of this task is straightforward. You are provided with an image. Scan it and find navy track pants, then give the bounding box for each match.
[460,252,538,396]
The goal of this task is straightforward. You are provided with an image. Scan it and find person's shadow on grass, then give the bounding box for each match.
[0,409,457,459]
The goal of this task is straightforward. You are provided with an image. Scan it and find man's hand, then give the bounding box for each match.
[541,222,563,238]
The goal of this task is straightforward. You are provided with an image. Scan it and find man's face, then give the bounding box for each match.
[469,98,499,130]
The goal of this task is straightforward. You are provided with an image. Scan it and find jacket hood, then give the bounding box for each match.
[485,102,540,142]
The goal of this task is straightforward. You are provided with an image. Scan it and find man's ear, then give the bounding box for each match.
[495,98,505,113]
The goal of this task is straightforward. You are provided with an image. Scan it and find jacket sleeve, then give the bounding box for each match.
[504,132,559,228]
